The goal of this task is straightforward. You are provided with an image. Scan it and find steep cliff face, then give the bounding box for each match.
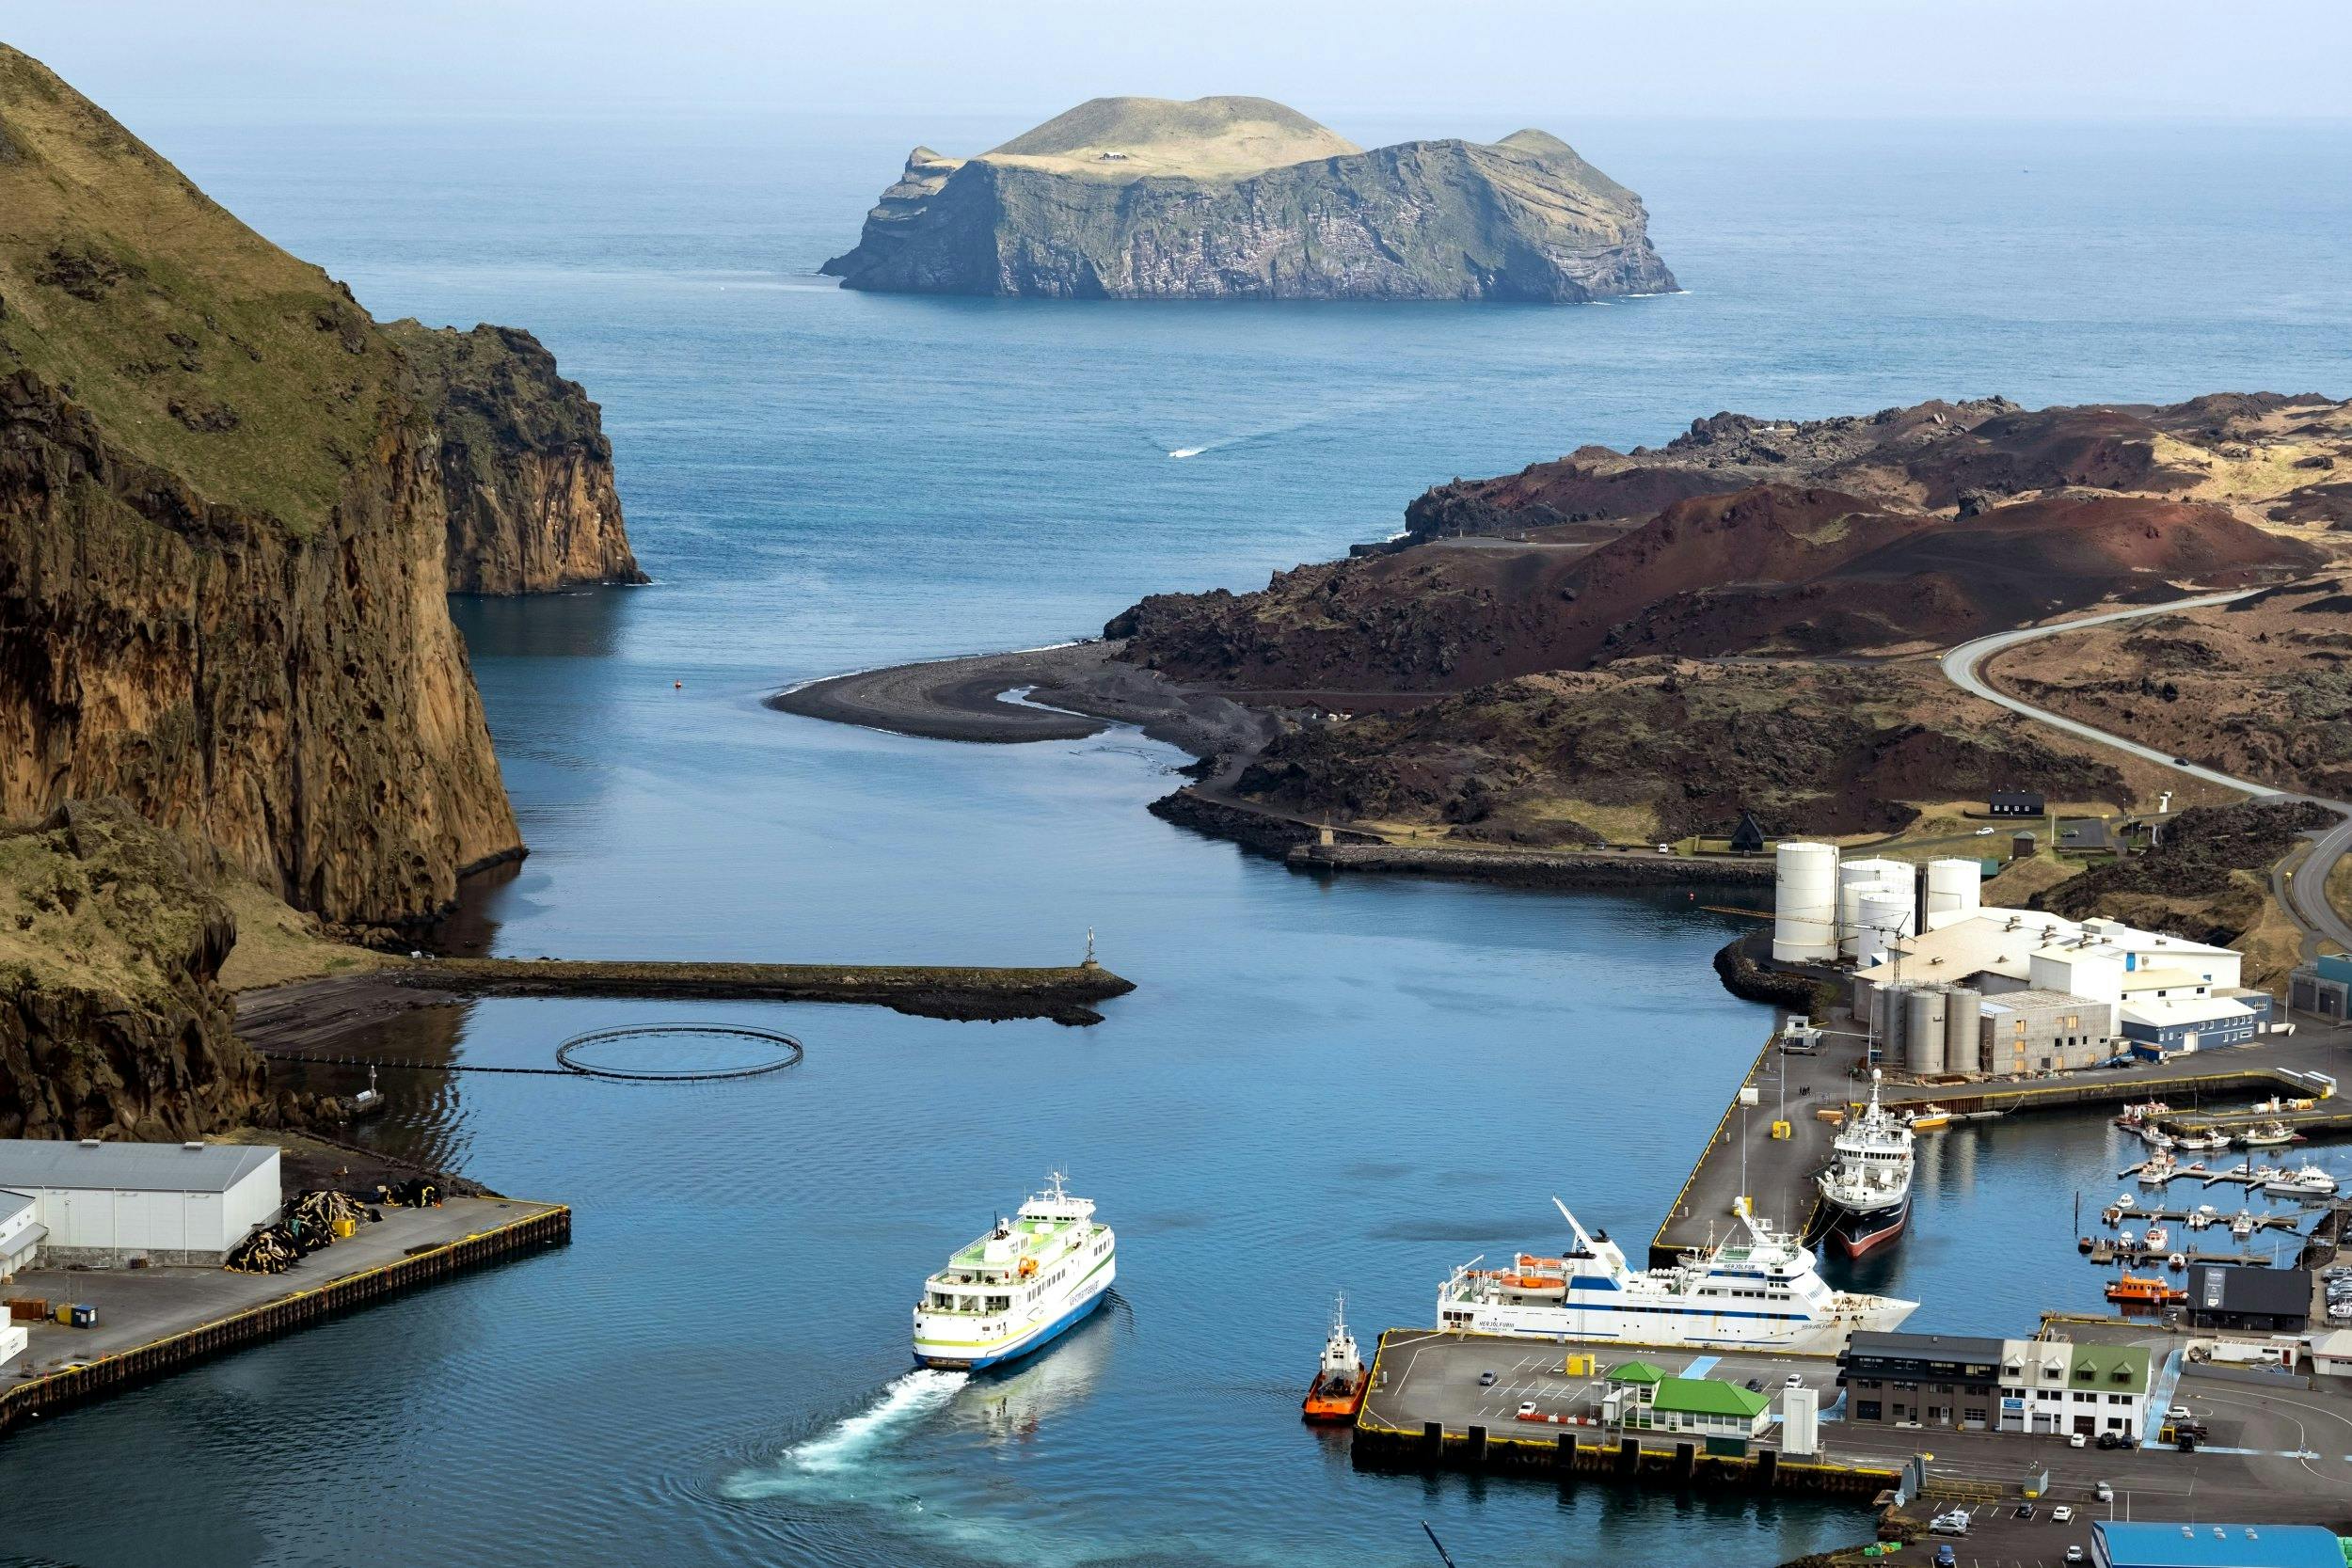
[823,100,1675,302]
[0,43,523,927]
[0,800,278,1141]
[390,321,646,595]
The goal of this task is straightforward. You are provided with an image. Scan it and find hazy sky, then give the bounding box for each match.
[12,2,2351,123]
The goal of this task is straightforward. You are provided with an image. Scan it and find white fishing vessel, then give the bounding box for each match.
[2241,1122,2296,1148]
[1815,1070,1915,1259]
[912,1173,1115,1370]
[1436,1198,1915,1355]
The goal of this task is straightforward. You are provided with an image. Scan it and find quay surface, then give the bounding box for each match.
[1,1197,568,1440]
[1363,1328,2352,1551]
[1652,1017,2352,1270]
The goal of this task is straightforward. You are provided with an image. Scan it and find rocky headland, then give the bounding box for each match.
[783,392,2339,874]
[0,44,642,1137]
[393,320,647,594]
[821,96,1676,302]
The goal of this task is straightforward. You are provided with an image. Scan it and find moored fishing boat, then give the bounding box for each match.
[1814,1071,1915,1259]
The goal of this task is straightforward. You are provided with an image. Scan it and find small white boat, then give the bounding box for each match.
[2230,1212,2255,1239]
[2142,1224,2170,1251]
[2113,1194,2137,1212]
[2139,1126,2176,1150]
[2120,1229,2138,1249]
[2167,1252,2186,1271]
[2186,1205,2216,1230]
[2242,1122,2296,1148]
[2137,1154,2177,1185]
[2265,1164,2339,1197]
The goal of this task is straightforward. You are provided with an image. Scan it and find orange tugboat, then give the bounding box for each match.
[1301,1294,1369,1423]
[2106,1271,2186,1307]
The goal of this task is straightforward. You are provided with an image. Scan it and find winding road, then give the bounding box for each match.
[1940,589,2352,954]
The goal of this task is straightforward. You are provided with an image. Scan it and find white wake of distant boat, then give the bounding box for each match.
[1168,446,1206,459]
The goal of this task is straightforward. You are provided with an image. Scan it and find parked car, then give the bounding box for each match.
[1975,827,1994,836]
[1937,1546,1958,1568]
[2052,1506,2074,1524]
[2068,1432,2086,1448]
[2095,1482,2115,1503]
[1784,1374,1804,1388]
[1478,1370,1498,1386]
[1744,1377,1763,1392]
[2013,1503,2036,1521]
[2067,1549,2088,1565]
[1930,1511,1972,1537]
[1518,1401,1538,1418]
[2097,1431,2130,1449]
[2167,1404,2193,1420]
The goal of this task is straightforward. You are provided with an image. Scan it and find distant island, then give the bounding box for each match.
[820,95,1677,302]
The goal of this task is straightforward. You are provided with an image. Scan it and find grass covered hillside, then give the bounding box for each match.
[0,43,409,533]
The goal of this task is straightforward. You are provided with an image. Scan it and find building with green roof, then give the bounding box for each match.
[1651,1377,1772,1437]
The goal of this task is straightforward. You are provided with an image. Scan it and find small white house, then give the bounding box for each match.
[0,1139,280,1267]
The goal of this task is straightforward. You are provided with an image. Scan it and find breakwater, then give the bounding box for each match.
[416,957,1133,1024]
[1289,841,1776,890]
[0,1202,569,1442]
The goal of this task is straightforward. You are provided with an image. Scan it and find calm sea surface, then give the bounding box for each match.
[5,113,2351,1568]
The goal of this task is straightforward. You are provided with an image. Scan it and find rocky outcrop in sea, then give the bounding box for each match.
[822,98,1676,302]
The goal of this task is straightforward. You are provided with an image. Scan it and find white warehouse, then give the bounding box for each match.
[0,1139,281,1268]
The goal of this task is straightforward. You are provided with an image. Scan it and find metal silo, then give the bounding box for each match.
[1944,986,1981,1076]
[1856,890,1915,968]
[1871,982,1906,1065]
[1905,985,1947,1076]
[1772,842,1839,962]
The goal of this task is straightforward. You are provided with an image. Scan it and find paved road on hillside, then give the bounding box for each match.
[1940,590,2352,953]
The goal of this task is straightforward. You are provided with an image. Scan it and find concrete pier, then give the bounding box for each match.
[1,1197,568,1440]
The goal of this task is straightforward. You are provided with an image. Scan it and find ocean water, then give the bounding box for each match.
[5,111,2352,1568]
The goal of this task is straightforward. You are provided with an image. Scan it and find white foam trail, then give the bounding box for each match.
[782,1368,968,1476]
[1168,446,1205,459]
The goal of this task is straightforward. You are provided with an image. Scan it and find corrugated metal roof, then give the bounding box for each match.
[2093,1520,2344,1568]
[0,1139,278,1194]
[0,1187,32,1225]
[1653,1377,1770,1418]
[2065,1342,2150,1393]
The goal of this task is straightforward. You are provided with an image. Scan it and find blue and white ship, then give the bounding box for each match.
[912,1174,1115,1370]
[1436,1197,1915,1355]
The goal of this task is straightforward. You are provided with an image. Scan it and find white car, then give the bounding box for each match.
[2068,1433,2085,1448]
[2167,1404,2193,1420]
[1975,827,1994,835]
[1784,1374,1804,1388]
[2052,1506,2074,1524]
[1518,1401,1538,1418]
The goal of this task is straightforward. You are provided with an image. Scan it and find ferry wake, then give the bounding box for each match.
[1438,1198,1915,1355]
[912,1173,1115,1370]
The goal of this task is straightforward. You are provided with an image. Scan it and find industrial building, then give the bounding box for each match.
[1838,1332,2149,1438]
[2287,954,2351,1022]
[2091,1521,2349,1568]
[1,1186,40,1281]
[0,1139,281,1268]
[2184,1264,2313,1335]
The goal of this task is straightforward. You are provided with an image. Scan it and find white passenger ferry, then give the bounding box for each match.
[912,1173,1115,1370]
[1437,1198,1915,1355]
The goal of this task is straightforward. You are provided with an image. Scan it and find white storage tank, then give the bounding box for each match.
[1905,985,1947,1076]
[1925,858,1982,927]
[1838,858,1915,958]
[1945,986,1981,1076]
[1855,890,1915,968]
[1772,842,1839,962]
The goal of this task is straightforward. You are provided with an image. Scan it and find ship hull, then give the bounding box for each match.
[1302,1371,1370,1423]
[1825,1188,1912,1259]
[913,1258,1114,1372]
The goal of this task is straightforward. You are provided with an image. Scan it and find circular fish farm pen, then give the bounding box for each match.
[552,1022,804,1082]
